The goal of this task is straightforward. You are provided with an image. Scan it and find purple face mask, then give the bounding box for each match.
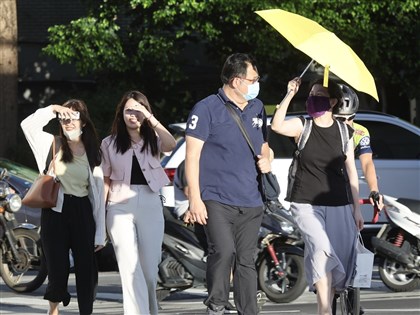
[306,95,331,118]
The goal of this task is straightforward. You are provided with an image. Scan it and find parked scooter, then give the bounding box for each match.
[157,206,206,300]
[157,202,307,305]
[371,194,420,292]
[156,206,209,303]
[256,201,307,303]
[0,169,47,292]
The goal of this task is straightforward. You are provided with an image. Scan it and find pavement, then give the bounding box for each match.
[1,270,420,315]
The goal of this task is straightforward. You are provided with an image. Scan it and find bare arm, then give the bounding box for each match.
[359,153,384,209]
[185,135,207,225]
[271,77,304,138]
[360,153,378,192]
[269,148,274,162]
[257,142,272,173]
[149,117,177,152]
[127,100,176,152]
[345,140,364,230]
[183,186,190,198]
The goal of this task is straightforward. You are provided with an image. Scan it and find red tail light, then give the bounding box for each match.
[164,168,176,184]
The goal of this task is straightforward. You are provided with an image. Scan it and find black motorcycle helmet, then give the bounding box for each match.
[333,84,359,117]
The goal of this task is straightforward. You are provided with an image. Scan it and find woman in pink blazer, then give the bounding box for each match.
[101,91,176,315]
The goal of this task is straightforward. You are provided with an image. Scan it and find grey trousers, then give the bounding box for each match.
[203,200,264,315]
[290,202,358,292]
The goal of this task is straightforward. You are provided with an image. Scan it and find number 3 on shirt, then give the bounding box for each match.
[189,115,199,130]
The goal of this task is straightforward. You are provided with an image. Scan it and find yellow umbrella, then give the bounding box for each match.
[256,9,379,101]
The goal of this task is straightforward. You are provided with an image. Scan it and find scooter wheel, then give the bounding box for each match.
[378,257,420,292]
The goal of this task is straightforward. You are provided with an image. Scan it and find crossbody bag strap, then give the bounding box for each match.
[216,93,258,157]
[224,102,257,157]
[336,120,350,153]
[297,117,312,151]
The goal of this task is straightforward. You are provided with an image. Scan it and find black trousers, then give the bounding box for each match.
[203,200,264,315]
[41,195,97,315]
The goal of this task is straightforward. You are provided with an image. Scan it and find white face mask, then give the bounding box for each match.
[243,81,260,101]
[63,128,83,141]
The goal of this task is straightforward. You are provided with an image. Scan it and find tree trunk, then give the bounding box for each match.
[0,0,18,158]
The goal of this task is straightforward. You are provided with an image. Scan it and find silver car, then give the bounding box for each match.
[160,112,420,249]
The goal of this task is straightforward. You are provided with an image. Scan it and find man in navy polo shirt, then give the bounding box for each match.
[184,53,271,315]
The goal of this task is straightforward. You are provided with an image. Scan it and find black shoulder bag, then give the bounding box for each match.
[225,102,280,202]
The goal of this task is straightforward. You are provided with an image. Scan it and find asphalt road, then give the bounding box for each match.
[1,270,419,314]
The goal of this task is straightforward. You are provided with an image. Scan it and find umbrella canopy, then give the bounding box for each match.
[256,9,378,101]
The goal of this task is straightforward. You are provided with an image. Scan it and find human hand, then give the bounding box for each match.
[126,98,152,121]
[188,198,208,225]
[182,210,193,226]
[287,77,301,97]
[52,105,79,121]
[257,155,271,173]
[94,245,104,252]
[369,191,384,210]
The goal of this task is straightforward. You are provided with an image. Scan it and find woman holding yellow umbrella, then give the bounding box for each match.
[271,77,364,315]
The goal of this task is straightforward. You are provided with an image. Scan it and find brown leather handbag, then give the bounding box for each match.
[22,139,60,208]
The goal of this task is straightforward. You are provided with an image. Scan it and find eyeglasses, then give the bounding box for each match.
[335,114,355,122]
[239,76,260,84]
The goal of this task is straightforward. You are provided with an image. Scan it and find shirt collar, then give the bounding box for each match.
[217,88,256,110]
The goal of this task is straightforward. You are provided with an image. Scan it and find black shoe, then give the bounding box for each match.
[224,301,237,314]
[225,301,236,311]
[359,305,365,315]
[62,293,71,307]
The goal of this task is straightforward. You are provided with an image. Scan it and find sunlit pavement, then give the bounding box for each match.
[1,269,419,314]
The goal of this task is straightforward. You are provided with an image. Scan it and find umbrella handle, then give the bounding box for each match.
[275,59,315,109]
[299,59,315,78]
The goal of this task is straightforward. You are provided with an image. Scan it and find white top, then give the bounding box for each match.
[21,106,106,246]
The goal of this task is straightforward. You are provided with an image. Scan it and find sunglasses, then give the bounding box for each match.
[335,114,355,122]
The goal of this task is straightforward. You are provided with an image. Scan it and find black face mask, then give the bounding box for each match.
[306,95,331,118]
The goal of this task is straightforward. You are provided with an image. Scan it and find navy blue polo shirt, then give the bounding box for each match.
[186,88,267,207]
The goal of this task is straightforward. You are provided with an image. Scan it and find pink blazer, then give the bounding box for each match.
[101,135,169,203]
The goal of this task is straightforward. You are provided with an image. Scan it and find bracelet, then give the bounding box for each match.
[147,113,154,120]
[152,120,160,128]
[275,104,281,109]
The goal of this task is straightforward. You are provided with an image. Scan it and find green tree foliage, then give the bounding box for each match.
[43,0,419,122]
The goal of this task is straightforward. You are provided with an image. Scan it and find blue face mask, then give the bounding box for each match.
[243,82,260,101]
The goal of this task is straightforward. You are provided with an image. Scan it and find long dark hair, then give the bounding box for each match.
[59,99,102,169]
[110,90,158,156]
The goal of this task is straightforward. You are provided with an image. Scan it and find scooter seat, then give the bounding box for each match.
[397,198,420,215]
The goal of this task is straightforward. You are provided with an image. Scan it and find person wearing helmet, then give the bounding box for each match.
[334,85,383,210]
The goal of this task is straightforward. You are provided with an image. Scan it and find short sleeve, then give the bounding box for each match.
[185,101,211,142]
[355,124,373,155]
